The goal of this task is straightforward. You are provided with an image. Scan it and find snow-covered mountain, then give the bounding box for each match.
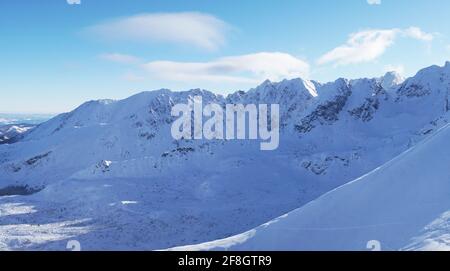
[171,122,450,251]
[1,62,450,250]
[0,124,35,145]
[379,71,405,90]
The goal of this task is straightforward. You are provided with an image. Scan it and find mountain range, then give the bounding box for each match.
[1,62,450,250]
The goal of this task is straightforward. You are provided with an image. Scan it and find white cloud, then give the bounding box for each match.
[403,27,434,42]
[142,52,310,84]
[100,53,142,64]
[318,27,435,66]
[67,0,81,4]
[87,12,230,50]
[367,0,381,5]
[384,64,405,75]
[318,29,397,65]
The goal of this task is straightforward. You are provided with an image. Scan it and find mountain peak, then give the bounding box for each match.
[261,79,272,86]
[444,61,450,72]
[380,71,405,90]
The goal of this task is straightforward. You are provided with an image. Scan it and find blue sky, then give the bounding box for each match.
[1,0,450,113]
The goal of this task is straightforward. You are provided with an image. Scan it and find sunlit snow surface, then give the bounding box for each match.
[2,63,450,250]
[172,124,450,251]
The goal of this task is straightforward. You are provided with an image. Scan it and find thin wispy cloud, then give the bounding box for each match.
[403,27,434,41]
[384,64,405,76]
[100,53,142,64]
[87,12,231,50]
[367,0,381,5]
[142,52,310,84]
[67,0,81,4]
[318,27,435,66]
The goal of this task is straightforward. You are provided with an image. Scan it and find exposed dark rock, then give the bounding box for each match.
[397,83,431,99]
[296,88,351,133]
[0,185,43,196]
[349,98,380,122]
[25,151,52,166]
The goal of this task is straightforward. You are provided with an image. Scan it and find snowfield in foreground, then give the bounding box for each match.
[170,124,450,251]
[1,62,450,250]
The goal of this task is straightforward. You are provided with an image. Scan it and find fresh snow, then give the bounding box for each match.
[379,71,405,90]
[0,124,35,145]
[1,62,450,250]
[171,123,450,251]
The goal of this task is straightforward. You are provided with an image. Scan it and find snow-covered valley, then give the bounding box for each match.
[2,62,450,250]
[171,122,450,251]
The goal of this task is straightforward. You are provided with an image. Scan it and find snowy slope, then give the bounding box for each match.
[1,62,450,250]
[170,123,450,251]
[0,124,35,145]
